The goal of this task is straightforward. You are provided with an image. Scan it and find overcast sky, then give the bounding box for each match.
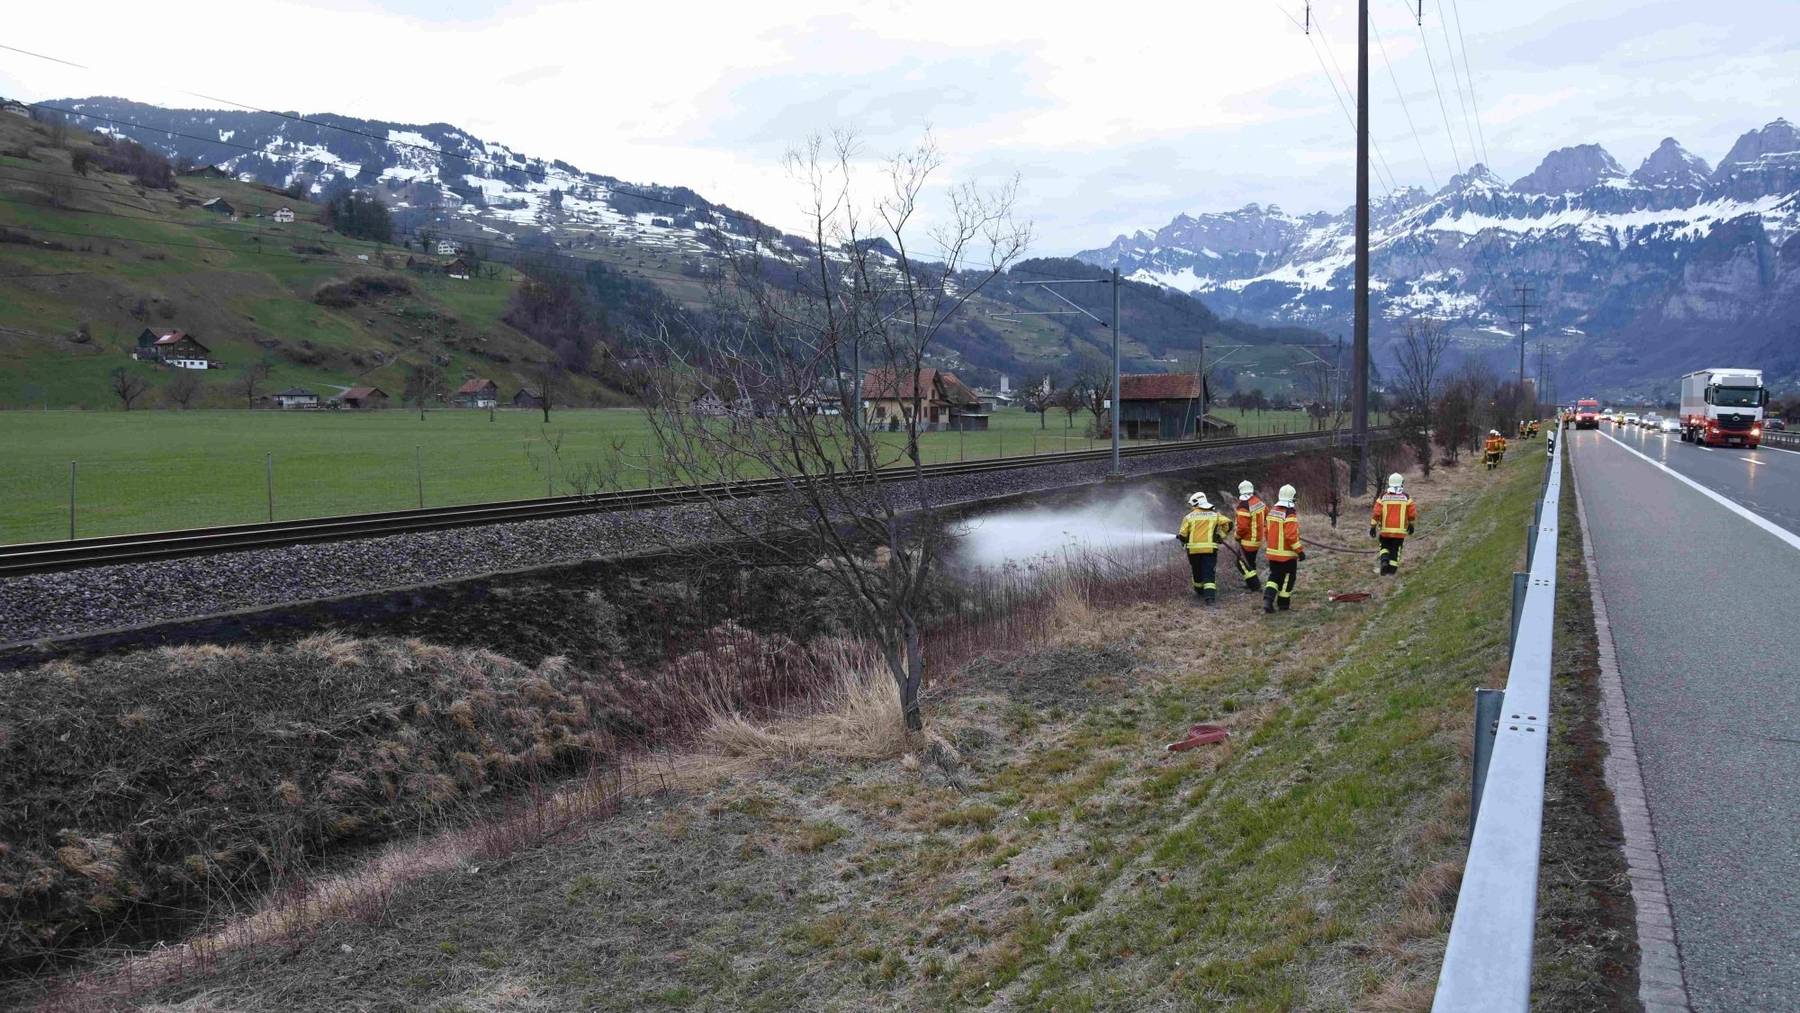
[3,0,1796,253]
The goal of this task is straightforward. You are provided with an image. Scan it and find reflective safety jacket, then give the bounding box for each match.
[1235,494,1267,549]
[1372,491,1419,538]
[1178,508,1232,555]
[1528,420,1540,436]
[1484,435,1507,455]
[1264,505,1302,561]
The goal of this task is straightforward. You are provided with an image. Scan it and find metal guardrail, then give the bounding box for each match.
[1762,428,1800,450]
[1432,422,1566,1010]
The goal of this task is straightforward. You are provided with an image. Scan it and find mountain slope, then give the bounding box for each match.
[0,96,1333,403]
[1078,120,1800,397]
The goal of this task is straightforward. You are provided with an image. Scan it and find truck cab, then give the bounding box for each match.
[1575,398,1600,429]
[1680,368,1767,447]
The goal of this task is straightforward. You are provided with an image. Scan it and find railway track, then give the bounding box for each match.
[0,427,1378,577]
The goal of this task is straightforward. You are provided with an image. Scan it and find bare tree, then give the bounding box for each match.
[1393,318,1451,476]
[404,362,447,420]
[535,360,555,423]
[1069,352,1111,438]
[108,367,151,411]
[637,132,1028,732]
[1438,361,1494,465]
[233,357,274,409]
[163,368,203,409]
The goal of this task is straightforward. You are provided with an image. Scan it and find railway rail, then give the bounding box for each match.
[0,427,1384,577]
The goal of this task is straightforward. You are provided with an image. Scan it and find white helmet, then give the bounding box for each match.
[1277,484,1297,507]
[1387,472,1404,492]
[1490,429,1500,436]
[1188,492,1210,509]
[1238,480,1255,497]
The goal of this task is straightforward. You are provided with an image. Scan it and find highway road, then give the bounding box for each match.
[1570,425,1800,1011]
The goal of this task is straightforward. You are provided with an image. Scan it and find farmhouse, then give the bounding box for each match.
[862,367,987,431]
[452,378,499,408]
[444,257,472,280]
[340,386,390,410]
[182,164,233,179]
[272,206,295,223]
[139,331,213,370]
[272,387,319,409]
[435,240,460,256]
[200,197,235,216]
[512,387,544,409]
[1116,373,1205,440]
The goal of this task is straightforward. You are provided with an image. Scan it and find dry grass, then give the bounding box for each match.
[702,666,912,763]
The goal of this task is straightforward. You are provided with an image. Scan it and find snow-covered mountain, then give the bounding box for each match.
[1078,121,1800,396]
[53,96,772,260]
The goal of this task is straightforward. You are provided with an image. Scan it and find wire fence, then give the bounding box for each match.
[0,408,1360,545]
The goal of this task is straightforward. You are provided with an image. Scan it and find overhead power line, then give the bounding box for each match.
[1445,0,1491,166]
[1402,0,1466,176]
[1370,12,1439,191]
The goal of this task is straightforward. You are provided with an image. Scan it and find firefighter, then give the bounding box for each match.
[1484,429,1506,470]
[1528,419,1540,439]
[1176,492,1232,605]
[1233,479,1267,591]
[1517,420,1528,439]
[1370,472,1419,576]
[1262,484,1304,613]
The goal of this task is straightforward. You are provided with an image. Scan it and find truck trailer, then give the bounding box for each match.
[1679,368,1767,447]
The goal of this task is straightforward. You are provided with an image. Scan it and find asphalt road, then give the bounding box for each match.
[1570,426,1800,1011]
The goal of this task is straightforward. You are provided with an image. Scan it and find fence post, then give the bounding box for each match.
[416,445,424,509]
[68,460,76,540]
[1507,570,1530,659]
[266,453,274,522]
[1470,687,1505,839]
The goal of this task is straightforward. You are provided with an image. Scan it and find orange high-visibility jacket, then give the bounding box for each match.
[1235,495,1267,549]
[1372,492,1419,538]
[1484,435,1506,455]
[1264,505,1302,561]
[1178,509,1232,555]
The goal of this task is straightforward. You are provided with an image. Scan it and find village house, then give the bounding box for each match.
[272,206,295,223]
[452,378,499,409]
[272,387,319,409]
[136,330,214,370]
[435,240,460,256]
[862,367,987,431]
[444,257,472,280]
[511,388,544,409]
[340,386,390,410]
[200,197,235,216]
[1115,373,1228,440]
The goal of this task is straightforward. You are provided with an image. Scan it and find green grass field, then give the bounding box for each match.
[0,405,1340,544]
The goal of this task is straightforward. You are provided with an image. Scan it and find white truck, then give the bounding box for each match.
[1679,367,1768,447]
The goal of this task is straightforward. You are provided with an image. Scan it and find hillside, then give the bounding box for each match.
[0,110,646,409]
[1079,121,1800,398]
[3,97,1335,401]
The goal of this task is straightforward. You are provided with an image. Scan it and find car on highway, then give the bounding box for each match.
[1659,417,1680,433]
[1768,417,1788,432]
[1623,412,1640,427]
[1642,413,1661,429]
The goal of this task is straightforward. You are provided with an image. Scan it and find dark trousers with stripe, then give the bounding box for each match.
[1484,450,1501,470]
[1187,551,1218,602]
[1264,557,1297,611]
[1236,547,1260,589]
[1378,536,1405,575]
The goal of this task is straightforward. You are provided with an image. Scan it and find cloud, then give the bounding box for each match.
[0,0,1793,254]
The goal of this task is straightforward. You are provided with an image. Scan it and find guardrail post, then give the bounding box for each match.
[1509,571,1528,659]
[1526,513,1539,566]
[1470,687,1505,840]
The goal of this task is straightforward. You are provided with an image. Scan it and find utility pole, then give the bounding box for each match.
[991,270,1126,475]
[1111,267,1122,475]
[1513,284,1537,390]
[1350,0,1372,496]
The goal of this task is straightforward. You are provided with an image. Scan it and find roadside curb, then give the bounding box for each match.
[1571,461,1694,1012]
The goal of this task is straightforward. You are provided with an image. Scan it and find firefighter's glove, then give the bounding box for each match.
[1296,549,1307,562]
[1407,524,1415,535]
[1369,525,1378,539]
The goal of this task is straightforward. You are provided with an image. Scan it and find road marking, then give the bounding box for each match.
[1598,431,1800,553]
[1757,443,1800,457]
